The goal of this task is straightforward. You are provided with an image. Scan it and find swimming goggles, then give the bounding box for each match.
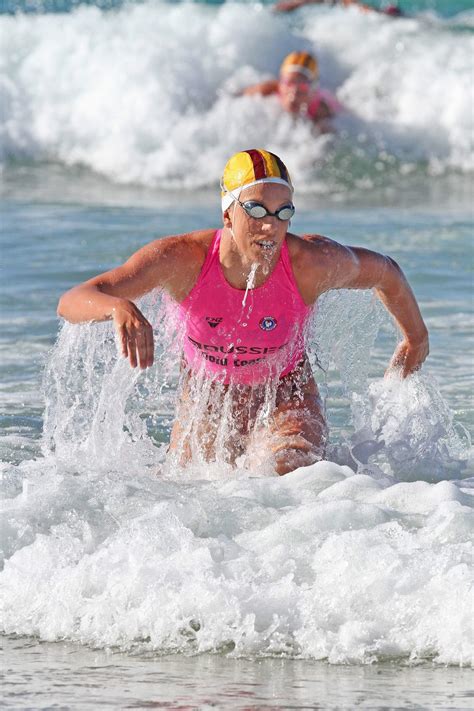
[220,182,295,221]
[280,77,312,92]
[236,199,295,221]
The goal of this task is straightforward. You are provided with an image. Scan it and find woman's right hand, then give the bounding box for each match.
[111,300,154,369]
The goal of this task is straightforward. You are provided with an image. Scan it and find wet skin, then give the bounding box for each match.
[170,359,327,476]
[219,183,294,283]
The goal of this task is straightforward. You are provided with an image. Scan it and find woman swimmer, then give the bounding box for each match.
[57,149,428,475]
[240,52,342,129]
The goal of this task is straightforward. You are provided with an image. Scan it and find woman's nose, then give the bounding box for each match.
[260,218,278,232]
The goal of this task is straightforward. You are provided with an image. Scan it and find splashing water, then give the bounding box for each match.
[241,262,259,309]
[38,287,471,481]
[42,289,179,474]
[236,261,258,331]
[1,2,473,192]
[2,282,473,666]
[350,374,472,481]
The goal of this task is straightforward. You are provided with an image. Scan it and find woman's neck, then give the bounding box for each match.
[219,227,282,289]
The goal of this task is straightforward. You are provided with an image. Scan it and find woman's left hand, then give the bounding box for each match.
[386,333,429,378]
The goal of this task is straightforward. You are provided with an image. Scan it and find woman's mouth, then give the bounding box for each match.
[255,240,276,251]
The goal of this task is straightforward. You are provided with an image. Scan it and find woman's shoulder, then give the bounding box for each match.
[132,229,218,302]
[287,233,350,301]
[144,228,216,262]
[287,232,342,257]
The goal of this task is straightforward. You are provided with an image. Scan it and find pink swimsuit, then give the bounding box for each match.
[178,230,312,385]
[307,89,342,120]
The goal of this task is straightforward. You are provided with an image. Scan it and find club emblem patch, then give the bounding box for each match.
[206,317,223,328]
[259,316,277,331]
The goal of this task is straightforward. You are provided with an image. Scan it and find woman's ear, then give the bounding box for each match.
[223,208,232,228]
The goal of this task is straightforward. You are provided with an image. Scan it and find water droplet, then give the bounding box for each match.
[241,263,259,307]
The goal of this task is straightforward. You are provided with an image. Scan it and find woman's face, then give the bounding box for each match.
[278,72,311,114]
[224,182,293,265]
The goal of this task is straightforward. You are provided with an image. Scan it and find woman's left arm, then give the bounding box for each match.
[369,252,428,376]
[300,240,429,377]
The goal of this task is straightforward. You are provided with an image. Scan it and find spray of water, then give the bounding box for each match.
[241,262,259,309]
[2,286,471,661]
[41,288,471,481]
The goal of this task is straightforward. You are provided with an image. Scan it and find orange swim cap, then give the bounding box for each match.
[221,149,293,211]
[280,51,319,82]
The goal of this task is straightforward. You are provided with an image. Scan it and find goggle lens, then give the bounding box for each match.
[242,201,295,221]
[280,77,311,91]
[274,206,295,220]
[245,203,267,218]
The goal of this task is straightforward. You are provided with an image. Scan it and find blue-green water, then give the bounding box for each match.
[1,0,473,706]
[1,0,473,19]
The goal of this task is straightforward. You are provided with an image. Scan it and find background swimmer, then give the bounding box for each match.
[240,51,342,130]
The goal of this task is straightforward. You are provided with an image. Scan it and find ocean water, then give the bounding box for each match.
[1,0,474,188]
[1,0,474,17]
[1,1,474,708]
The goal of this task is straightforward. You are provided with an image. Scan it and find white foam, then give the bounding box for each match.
[1,265,472,665]
[1,2,472,187]
[1,458,472,664]
[350,373,473,481]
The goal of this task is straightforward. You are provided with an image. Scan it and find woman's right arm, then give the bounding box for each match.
[240,79,279,97]
[57,233,207,369]
[58,277,156,369]
[274,0,324,12]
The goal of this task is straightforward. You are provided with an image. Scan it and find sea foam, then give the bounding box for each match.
[2,287,473,664]
[1,455,473,664]
[1,2,473,189]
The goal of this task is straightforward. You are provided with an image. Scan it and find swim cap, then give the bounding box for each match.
[221,149,293,212]
[279,51,319,82]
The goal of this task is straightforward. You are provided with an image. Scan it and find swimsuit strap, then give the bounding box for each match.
[280,237,309,309]
[198,229,221,283]
[307,92,322,119]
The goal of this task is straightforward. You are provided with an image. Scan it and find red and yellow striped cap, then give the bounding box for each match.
[221,149,293,211]
[280,51,319,82]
